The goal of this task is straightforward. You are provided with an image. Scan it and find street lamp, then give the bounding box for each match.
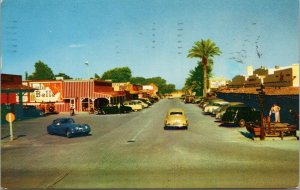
[85,61,90,112]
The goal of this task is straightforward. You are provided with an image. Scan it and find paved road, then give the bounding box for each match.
[1,99,299,188]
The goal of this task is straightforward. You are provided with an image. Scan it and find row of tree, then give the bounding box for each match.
[25,62,176,94]
[96,66,176,94]
[26,38,222,97]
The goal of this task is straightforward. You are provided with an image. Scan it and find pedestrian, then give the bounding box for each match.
[70,104,75,116]
[269,104,280,122]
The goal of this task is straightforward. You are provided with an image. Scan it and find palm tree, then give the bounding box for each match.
[187,39,221,97]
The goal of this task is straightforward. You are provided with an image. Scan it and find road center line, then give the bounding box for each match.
[128,119,153,142]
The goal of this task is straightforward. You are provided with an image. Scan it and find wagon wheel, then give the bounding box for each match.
[239,119,246,127]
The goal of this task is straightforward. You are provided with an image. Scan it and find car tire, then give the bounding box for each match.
[66,130,72,138]
[49,106,55,113]
[239,119,246,127]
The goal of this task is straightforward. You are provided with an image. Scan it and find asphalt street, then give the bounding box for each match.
[1,98,299,188]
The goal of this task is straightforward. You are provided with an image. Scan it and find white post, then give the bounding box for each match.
[85,61,90,112]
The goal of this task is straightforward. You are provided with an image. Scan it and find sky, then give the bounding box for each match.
[1,0,299,89]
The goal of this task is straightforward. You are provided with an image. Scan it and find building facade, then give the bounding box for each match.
[228,63,299,88]
[20,79,125,112]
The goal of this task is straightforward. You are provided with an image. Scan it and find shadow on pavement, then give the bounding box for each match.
[240,131,254,140]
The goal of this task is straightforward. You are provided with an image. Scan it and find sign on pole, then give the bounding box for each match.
[5,113,15,141]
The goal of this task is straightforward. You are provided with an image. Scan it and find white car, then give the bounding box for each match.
[123,101,143,111]
[131,100,148,108]
[204,101,229,114]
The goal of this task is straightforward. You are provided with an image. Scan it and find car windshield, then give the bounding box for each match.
[170,112,183,115]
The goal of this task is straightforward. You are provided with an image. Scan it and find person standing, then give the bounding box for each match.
[269,104,280,122]
[70,104,75,116]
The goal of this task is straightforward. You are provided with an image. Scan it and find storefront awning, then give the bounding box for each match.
[1,84,36,93]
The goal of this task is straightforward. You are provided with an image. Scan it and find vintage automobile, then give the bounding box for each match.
[123,101,143,111]
[164,108,188,130]
[23,105,45,117]
[47,118,91,138]
[139,98,153,107]
[184,95,195,104]
[96,104,133,115]
[199,98,224,109]
[203,101,229,114]
[131,100,149,108]
[221,105,261,127]
[215,102,245,119]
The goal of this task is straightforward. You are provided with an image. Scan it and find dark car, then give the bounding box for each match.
[96,104,132,115]
[23,105,45,117]
[47,118,91,138]
[221,105,260,127]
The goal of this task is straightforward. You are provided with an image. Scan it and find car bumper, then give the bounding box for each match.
[164,125,188,130]
[71,128,91,135]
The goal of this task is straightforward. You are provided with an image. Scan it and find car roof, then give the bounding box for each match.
[168,108,185,113]
[229,102,245,105]
[229,104,248,108]
[54,118,74,121]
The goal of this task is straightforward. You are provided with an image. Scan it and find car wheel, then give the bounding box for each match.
[66,130,72,138]
[239,119,246,127]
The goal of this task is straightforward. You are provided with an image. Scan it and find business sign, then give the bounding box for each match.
[17,81,63,103]
[30,82,63,102]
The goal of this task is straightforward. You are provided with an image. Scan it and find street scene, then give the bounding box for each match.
[2,98,299,188]
[1,0,299,189]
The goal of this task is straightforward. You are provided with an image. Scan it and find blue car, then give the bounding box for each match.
[47,118,91,138]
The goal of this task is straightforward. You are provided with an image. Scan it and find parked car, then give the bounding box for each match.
[184,95,195,103]
[199,97,224,109]
[221,105,260,127]
[139,98,153,107]
[23,105,45,117]
[131,100,149,108]
[96,104,132,115]
[47,118,91,138]
[203,101,229,114]
[215,102,245,119]
[164,108,188,130]
[123,101,143,111]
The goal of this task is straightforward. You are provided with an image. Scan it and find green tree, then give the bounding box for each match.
[183,61,213,96]
[130,77,147,85]
[55,73,72,79]
[187,39,221,97]
[101,67,132,82]
[28,61,55,80]
[25,72,29,80]
[144,77,176,94]
[94,73,101,79]
[161,84,176,94]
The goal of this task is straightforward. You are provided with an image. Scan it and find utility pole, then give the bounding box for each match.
[257,84,266,140]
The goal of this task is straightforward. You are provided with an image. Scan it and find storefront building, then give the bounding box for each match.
[1,74,35,122]
[20,79,125,112]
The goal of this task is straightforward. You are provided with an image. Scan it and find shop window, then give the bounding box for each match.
[64,99,70,103]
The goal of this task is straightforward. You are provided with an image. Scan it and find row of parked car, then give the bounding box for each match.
[96,98,158,115]
[198,97,261,127]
